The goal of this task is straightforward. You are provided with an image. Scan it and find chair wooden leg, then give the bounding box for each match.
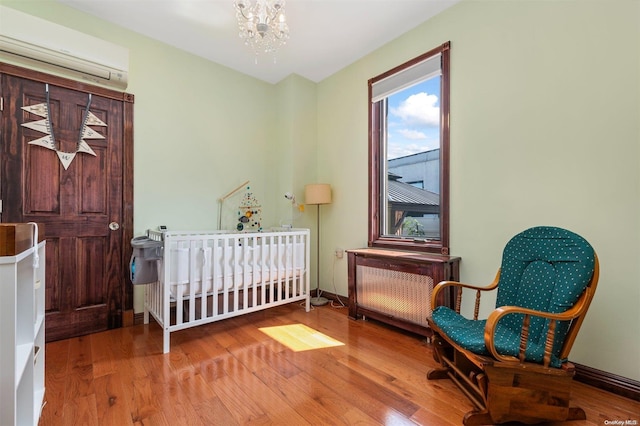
[462,410,494,426]
[427,334,452,380]
[475,373,487,397]
[426,368,450,380]
[567,407,586,420]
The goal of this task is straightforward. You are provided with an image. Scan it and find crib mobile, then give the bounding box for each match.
[237,188,262,232]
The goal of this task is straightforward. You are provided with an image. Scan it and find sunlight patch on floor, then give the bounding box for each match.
[259,324,344,352]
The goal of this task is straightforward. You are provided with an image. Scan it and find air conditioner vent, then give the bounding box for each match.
[0,6,129,90]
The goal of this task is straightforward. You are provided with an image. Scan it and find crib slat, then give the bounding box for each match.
[188,240,197,322]
[251,236,258,308]
[233,238,240,313]
[200,240,208,320]
[242,236,249,310]
[222,238,229,315]
[213,235,221,317]
[261,236,268,307]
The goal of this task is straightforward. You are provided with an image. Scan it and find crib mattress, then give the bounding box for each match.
[160,241,305,299]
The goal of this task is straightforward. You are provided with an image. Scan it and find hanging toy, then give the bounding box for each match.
[237,186,263,231]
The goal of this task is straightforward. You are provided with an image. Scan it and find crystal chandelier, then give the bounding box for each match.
[234,0,289,60]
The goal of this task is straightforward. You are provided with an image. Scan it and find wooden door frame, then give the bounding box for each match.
[0,62,135,325]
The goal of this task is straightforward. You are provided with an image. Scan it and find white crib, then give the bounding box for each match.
[143,228,311,353]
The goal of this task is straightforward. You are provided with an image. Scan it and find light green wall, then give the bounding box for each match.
[2,0,290,233]
[274,74,318,231]
[317,0,640,380]
[3,0,639,381]
[1,0,305,311]
[274,74,320,287]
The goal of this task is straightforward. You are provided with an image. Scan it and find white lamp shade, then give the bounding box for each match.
[305,184,332,205]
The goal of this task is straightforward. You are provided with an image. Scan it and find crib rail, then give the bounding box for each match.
[143,228,311,353]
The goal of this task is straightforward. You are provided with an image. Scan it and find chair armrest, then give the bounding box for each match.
[432,269,500,316]
[484,303,584,366]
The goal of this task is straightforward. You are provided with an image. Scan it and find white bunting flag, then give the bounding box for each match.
[21,119,49,134]
[21,103,48,118]
[28,135,56,150]
[82,126,105,139]
[56,151,76,170]
[77,140,97,156]
[85,112,107,126]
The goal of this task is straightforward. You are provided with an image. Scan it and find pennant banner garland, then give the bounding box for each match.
[21,85,107,170]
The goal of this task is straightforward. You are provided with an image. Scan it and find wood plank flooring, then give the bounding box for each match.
[39,303,639,425]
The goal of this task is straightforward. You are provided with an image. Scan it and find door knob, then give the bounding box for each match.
[109,222,120,231]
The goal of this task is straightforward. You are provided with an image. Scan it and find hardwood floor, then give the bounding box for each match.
[39,303,639,425]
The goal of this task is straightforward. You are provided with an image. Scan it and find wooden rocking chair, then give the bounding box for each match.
[427,226,599,425]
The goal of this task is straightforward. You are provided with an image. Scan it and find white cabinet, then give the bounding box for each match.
[0,241,46,426]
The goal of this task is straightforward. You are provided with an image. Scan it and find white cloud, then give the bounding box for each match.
[388,142,431,159]
[397,128,426,140]
[390,92,439,127]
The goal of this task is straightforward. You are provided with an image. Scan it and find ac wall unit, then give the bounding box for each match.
[0,6,129,90]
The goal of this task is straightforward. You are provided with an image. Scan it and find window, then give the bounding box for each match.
[368,42,450,254]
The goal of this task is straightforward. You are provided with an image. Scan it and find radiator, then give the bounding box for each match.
[356,265,433,328]
[347,248,460,337]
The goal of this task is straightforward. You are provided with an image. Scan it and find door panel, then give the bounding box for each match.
[1,70,133,341]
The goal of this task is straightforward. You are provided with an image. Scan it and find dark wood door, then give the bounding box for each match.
[1,68,134,341]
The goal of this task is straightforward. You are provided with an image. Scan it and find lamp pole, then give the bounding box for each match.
[311,203,328,306]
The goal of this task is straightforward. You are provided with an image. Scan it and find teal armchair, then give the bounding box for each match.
[427,226,599,425]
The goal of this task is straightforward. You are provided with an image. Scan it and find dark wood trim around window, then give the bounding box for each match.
[368,42,450,254]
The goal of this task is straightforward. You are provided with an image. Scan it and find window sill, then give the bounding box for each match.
[369,238,449,255]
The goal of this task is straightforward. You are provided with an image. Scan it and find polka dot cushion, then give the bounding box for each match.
[432,226,595,367]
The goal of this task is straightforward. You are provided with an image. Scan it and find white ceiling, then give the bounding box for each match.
[55,0,460,84]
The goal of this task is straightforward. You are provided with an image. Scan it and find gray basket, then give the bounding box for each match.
[130,236,163,284]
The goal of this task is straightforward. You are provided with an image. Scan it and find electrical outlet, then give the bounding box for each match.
[335,248,344,259]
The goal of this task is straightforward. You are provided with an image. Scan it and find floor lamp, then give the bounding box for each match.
[305,183,332,306]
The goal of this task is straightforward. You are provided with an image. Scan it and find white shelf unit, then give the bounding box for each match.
[0,241,46,426]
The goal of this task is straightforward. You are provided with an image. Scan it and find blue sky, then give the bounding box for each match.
[387,76,440,159]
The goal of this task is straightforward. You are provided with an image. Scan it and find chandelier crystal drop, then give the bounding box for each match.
[234,0,289,60]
